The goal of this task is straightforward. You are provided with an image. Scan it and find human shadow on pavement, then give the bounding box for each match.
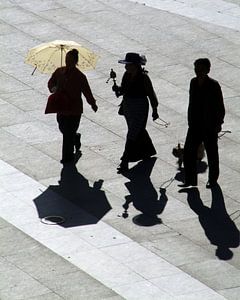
[33,164,111,227]
[179,184,240,260]
[121,157,168,226]
[174,161,208,184]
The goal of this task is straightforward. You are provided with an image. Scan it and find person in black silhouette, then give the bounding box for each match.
[179,185,239,260]
[48,49,98,164]
[112,52,159,173]
[181,58,225,188]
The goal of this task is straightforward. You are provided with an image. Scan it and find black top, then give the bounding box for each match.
[120,71,158,108]
[188,76,225,132]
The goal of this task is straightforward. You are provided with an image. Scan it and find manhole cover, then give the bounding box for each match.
[41,216,65,225]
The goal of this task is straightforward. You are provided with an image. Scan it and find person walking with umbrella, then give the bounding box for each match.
[48,49,98,164]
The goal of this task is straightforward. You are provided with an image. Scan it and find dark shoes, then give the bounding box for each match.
[75,133,81,152]
[117,161,129,174]
[60,156,74,164]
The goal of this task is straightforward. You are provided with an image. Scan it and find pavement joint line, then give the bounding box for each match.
[0,158,226,299]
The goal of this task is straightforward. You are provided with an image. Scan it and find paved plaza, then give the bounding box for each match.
[0,0,239,299]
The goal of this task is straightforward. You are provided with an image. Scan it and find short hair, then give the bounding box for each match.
[67,49,79,64]
[194,58,211,72]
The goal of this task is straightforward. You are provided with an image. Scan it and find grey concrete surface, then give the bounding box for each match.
[0,0,239,299]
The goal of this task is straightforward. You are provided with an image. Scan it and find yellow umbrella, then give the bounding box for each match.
[25,40,99,75]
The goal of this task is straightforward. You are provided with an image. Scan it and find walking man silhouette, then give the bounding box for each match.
[181,58,225,188]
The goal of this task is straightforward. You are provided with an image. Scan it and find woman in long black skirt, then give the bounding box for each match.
[113,52,159,173]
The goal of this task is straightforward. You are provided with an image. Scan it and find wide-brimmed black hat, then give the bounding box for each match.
[118,52,146,65]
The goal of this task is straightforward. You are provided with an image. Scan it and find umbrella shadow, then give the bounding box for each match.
[179,184,240,260]
[121,157,168,226]
[33,164,111,227]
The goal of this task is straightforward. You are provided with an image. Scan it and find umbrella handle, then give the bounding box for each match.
[31,65,37,75]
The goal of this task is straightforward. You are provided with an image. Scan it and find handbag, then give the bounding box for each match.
[45,91,70,114]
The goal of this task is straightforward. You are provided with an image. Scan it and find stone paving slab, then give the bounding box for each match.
[0,217,121,300]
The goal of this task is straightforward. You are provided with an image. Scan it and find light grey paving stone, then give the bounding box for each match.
[0,0,14,8]
[113,280,174,300]
[30,141,62,161]
[0,216,11,229]
[0,103,33,127]
[180,259,240,290]
[155,64,193,89]
[141,234,214,266]
[79,116,120,147]
[82,100,127,139]
[106,217,172,243]
[14,0,64,13]
[0,226,41,256]
[25,109,59,128]
[17,20,74,41]
[166,217,215,246]
[150,272,212,297]
[9,150,61,180]
[225,96,240,117]
[0,130,46,162]
[219,286,240,300]
[0,7,41,25]
[168,22,218,44]
[3,121,60,145]
[5,243,80,281]
[176,289,226,300]
[0,71,30,94]
[0,89,46,112]
[24,293,64,300]
[38,269,122,300]
[0,257,50,300]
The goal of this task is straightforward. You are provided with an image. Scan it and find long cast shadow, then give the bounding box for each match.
[174,160,208,184]
[121,157,168,226]
[34,164,111,227]
[179,184,239,260]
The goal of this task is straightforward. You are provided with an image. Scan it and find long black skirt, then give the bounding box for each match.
[121,96,156,162]
[121,129,156,162]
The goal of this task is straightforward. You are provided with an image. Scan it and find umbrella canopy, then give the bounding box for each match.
[25,40,99,74]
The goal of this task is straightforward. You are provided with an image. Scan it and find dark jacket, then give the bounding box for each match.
[188,76,225,132]
[120,71,158,109]
[48,67,96,115]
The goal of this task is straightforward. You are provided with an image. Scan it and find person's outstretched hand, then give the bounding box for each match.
[91,103,98,112]
[152,110,159,121]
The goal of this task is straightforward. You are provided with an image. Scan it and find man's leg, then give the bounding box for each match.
[183,129,202,186]
[204,132,219,186]
[57,115,80,163]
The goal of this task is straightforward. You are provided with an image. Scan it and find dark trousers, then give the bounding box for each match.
[183,128,219,184]
[57,114,81,161]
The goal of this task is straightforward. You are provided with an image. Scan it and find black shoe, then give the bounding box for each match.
[74,150,82,163]
[206,181,217,189]
[117,162,129,174]
[60,155,74,164]
[75,133,81,152]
